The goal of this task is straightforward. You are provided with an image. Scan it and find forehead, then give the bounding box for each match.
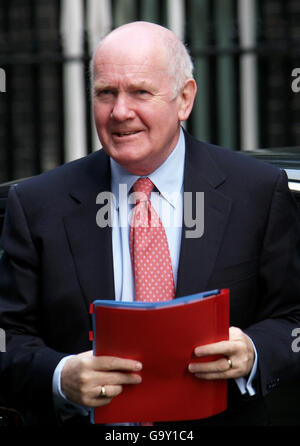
[94,61,165,83]
[93,33,169,76]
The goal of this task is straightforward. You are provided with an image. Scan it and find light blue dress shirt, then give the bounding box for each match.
[110,128,185,302]
[53,128,257,417]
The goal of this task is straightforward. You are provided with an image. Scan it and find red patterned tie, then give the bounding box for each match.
[129,177,175,302]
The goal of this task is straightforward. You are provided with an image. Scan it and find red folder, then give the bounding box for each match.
[90,289,229,424]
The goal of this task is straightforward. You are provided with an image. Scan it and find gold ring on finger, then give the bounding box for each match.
[99,385,107,398]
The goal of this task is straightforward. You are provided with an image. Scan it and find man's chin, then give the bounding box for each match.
[111,154,153,176]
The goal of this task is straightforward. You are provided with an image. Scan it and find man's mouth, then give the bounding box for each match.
[113,130,141,137]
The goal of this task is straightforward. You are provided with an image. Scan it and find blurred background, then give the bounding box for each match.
[0,0,300,183]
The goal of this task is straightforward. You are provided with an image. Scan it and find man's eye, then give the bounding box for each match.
[101,90,113,95]
[95,89,113,97]
[135,90,150,97]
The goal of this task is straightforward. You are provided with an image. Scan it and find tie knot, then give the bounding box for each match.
[132,177,154,201]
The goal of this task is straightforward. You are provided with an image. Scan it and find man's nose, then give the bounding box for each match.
[111,94,135,121]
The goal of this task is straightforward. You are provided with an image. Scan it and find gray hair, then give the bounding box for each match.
[164,35,195,98]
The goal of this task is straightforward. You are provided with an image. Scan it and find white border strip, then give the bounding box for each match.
[167,0,185,40]
[238,0,258,151]
[61,0,87,161]
[87,0,112,152]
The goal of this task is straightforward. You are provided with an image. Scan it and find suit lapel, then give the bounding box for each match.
[176,133,232,297]
[63,151,115,313]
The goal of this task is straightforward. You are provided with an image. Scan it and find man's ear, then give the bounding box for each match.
[177,79,197,122]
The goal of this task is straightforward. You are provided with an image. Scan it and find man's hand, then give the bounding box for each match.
[188,327,255,380]
[61,351,143,407]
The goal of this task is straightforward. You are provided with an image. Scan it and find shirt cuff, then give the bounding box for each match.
[234,337,258,396]
[52,355,89,417]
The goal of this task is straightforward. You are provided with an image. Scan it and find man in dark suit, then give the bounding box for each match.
[0,21,300,426]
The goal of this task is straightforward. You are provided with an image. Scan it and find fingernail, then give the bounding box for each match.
[194,347,202,357]
[135,362,143,371]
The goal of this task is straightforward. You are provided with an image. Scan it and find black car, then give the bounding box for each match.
[0,149,300,426]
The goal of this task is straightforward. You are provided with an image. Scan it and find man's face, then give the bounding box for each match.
[92,40,185,175]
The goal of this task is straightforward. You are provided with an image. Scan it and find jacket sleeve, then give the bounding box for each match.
[0,185,66,424]
[245,169,300,396]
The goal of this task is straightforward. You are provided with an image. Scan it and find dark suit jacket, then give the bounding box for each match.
[1,131,300,425]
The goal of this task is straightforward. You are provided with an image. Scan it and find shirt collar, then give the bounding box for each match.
[110,128,185,210]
